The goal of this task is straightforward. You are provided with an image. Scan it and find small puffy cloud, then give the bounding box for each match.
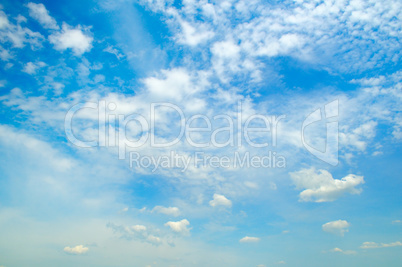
[27,2,59,30]
[143,68,202,101]
[290,168,364,202]
[165,219,190,234]
[132,225,147,232]
[152,206,180,217]
[330,247,357,255]
[239,236,260,243]
[49,23,93,56]
[244,181,258,189]
[209,194,232,208]
[22,61,46,75]
[322,220,350,236]
[392,220,401,224]
[63,245,89,255]
[360,241,402,249]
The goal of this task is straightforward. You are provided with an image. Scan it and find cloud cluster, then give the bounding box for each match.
[322,220,350,236]
[165,219,191,235]
[360,241,402,249]
[290,168,364,202]
[63,245,89,255]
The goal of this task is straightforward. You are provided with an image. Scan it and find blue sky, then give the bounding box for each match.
[0,0,401,266]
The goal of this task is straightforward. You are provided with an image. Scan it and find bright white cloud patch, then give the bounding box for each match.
[290,168,364,202]
[239,236,260,243]
[152,206,180,217]
[49,23,93,56]
[164,219,190,234]
[209,194,232,208]
[27,2,59,30]
[143,68,204,101]
[63,245,89,255]
[322,220,350,236]
[360,241,402,249]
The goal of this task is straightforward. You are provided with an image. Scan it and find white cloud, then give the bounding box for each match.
[0,10,10,29]
[22,61,46,75]
[290,168,364,202]
[0,46,12,61]
[330,247,357,255]
[107,223,162,245]
[132,225,147,232]
[177,20,214,46]
[146,235,162,244]
[0,124,73,172]
[0,10,44,48]
[360,241,402,249]
[152,206,180,217]
[239,236,260,243]
[143,68,206,101]
[27,2,59,30]
[49,23,93,56]
[322,220,350,236]
[165,219,190,234]
[63,245,89,255]
[392,220,401,224]
[209,194,232,208]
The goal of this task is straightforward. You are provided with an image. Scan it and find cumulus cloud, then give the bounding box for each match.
[63,245,89,255]
[27,2,59,30]
[290,168,364,202]
[239,236,260,243]
[152,206,180,217]
[49,23,93,56]
[22,61,46,75]
[330,247,357,255]
[107,223,162,245]
[143,68,205,101]
[165,219,190,234]
[209,194,232,207]
[360,241,402,249]
[322,220,350,236]
[132,225,147,232]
